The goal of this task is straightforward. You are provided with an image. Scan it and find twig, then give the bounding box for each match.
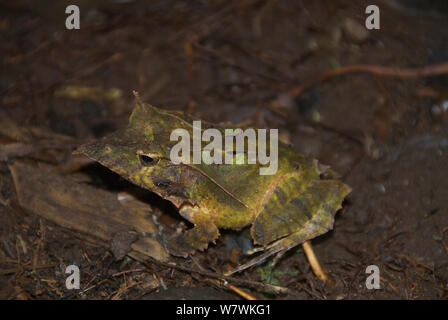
[0,264,56,276]
[111,268,146,277]
[0,140,77,161]
[142,258,291,295]
[4,39,55,65]
[193,43,281,82]
[302,240,329,283]
[380,275,398,293]
[111,280,141,300]
[132,90,144,106]
[38,53,124,95]
[290,62,448,97]
[211,279,258,300]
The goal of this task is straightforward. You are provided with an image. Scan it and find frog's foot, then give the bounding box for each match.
[225,226,325,276]
[164,205,219,258]
[224,245,285,276]
[246,246,264,255]
[225,179,351,276]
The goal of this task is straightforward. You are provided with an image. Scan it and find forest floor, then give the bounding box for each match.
[0,0,447,299]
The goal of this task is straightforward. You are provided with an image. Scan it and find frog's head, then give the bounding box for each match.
[77,103,191,200]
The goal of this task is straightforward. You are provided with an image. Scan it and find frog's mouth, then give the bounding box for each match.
[76,138,135,175]
[76,141,112,165]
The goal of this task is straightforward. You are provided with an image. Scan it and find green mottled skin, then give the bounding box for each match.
[78,103,351,262]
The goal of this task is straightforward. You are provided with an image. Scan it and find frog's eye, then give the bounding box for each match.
[139,154,154,166]
[137,152,159,166]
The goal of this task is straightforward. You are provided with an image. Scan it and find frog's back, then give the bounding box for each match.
[200,140,350,247]
[196,143,322,230]
[249,149,351,246]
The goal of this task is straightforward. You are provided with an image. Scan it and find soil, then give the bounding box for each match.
[0,0,447,299]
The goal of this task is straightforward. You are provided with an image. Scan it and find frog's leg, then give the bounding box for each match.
[243,241,326,281]
[226,179,351,276]
[165,204,219,257]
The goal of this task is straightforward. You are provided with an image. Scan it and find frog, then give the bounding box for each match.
[77,102,351,273]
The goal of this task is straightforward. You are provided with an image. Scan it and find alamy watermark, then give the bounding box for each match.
[365,265,380,289]
[365,5,380,30]
[65,264,80,289]
[65,4,380,31]
[65,5,80,30]
[169,121,278,175]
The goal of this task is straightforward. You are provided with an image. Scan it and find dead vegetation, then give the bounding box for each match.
[0,0,448,299]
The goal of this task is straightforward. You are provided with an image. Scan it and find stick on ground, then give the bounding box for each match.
[290,61,448,97]
[302,240,328,283]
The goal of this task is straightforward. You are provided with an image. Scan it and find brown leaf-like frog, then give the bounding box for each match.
[78,103,351,272]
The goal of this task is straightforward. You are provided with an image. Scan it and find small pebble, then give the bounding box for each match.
[343,18,369,43]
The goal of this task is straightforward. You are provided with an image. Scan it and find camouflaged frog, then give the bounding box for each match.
[78,103,351,272]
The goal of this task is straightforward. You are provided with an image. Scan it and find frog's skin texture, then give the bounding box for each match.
[78,103,351,269]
